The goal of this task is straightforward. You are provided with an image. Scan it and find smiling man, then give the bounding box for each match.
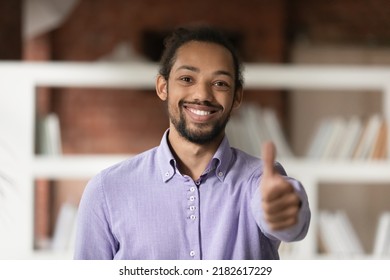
[74,26,311,260]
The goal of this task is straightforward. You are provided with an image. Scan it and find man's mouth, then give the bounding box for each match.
[187,108,212,116]
[183,101,221,114]
[183,104,220,120]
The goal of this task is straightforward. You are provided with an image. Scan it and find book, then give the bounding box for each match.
[306,118,333,159]
[38,113,63,155]
[242,104,265,156]
[318,210,364,256]
[335,116,363,159]
[353,114,382,160]
[226,104,294,159]
[318,211,347,255]
[320,117,346,159]
[51,202,78,251]
[261,108,294,159]
[370,119,387,160]
[373,212,390,257]
[307,115,387,161]
[333,210,364,255]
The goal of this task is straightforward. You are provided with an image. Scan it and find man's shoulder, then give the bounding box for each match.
[228,147,262,177]
[231,147,261,167]
[101,147,159,178]
[82,147,161,203]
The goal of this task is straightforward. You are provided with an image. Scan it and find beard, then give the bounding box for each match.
[167,99,232,145]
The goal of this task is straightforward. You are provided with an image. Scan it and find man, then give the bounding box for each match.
[74,26,310,260]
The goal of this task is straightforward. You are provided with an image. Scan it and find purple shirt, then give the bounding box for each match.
[74,130,310,260]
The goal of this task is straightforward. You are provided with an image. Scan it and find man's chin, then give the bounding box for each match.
[180,128,223,145]
[172,117,227,144]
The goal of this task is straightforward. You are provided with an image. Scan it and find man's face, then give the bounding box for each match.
[157,41,242,144]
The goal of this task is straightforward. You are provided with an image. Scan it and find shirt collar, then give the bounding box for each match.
[157,129,233,183]
[211,135,232,182]
[157,129,177,182]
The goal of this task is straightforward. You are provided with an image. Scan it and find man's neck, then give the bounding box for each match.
[167,128,223,180]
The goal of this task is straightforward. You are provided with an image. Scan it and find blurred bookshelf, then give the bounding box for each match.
[1,62,390,259]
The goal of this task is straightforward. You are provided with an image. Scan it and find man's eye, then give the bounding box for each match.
[180,77,192,82]
[214,81,230,88]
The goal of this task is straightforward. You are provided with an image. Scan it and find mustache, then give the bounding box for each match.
[179,100,223,110]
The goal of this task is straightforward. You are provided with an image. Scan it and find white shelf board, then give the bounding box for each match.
[1,62,159,89]
[33,154,133,179]
[2,62,390,90]
[280,159,390,184]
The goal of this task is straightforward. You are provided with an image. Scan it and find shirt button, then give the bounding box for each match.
[190,206,196,211]
[190,251,195,257]
[190,215,196,220]
[190,187,195,192]
[165,172,170,177]
[218,171,224,177]
[189,196,195,201]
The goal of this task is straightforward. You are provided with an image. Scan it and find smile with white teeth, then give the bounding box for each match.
[188,108,211,116]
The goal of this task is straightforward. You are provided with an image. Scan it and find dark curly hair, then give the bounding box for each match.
[158,25,244,91]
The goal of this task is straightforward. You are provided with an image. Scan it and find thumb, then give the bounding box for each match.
[262,141,276,178]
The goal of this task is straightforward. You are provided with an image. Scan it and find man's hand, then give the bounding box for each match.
[260,142,301,231]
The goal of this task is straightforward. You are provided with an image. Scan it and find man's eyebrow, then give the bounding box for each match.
[214,70,234,79]
[175,65,199,72]
[176,65,234,78]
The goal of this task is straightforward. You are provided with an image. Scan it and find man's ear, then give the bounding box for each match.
[232,87,243,110]
[156,75,168,101]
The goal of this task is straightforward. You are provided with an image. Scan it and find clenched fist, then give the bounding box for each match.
[260,142,301,231]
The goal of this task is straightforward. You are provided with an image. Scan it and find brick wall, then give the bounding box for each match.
[290,0,390,46]
[0,0,22,59]
[53,88,169,153]
[51,0,287,62]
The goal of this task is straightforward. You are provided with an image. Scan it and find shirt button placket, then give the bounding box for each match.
[186,180,200,259]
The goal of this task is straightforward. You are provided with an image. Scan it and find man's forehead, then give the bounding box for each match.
[173,41,234,73]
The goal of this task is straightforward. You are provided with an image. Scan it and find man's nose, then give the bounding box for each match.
[194,82,213,101]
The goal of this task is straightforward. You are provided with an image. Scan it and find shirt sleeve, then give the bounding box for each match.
[250,163,311,243]
[73,172,117,259]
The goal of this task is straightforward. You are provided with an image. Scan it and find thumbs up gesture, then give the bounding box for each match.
[260,142,301,231]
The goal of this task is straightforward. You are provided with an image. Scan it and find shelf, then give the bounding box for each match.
[33,155,133,179]
[282,159,390,183]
